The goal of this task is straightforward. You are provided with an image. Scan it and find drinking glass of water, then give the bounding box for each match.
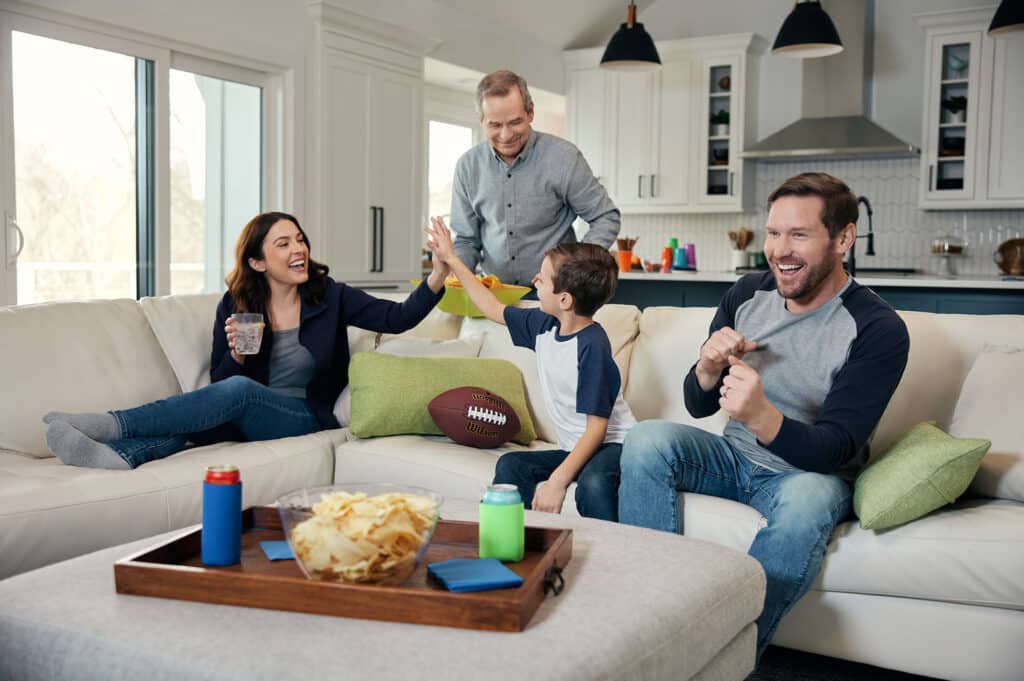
[230,313,265,355]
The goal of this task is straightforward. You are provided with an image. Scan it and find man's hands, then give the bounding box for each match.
[718,355,784,446]
[695,326,758,391]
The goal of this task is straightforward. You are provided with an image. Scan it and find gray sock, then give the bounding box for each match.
[46,421,131,470]
[43,411,120,442]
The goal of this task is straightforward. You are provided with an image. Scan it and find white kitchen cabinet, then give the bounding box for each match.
[919,9,1024,209]
[307,2,435,285]
[563,34,755,215]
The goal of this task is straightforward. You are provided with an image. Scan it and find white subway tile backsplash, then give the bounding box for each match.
[621,158,1024,275]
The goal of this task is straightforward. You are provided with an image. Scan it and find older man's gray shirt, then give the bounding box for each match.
[449,130,620,285]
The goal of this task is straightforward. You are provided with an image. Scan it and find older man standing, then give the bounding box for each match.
[618,172,910,662]
[447,70,620,286]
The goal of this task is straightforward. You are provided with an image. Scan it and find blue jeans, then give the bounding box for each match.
[618,420,852,657]
[493,443,622,521]
[108,376,320,468]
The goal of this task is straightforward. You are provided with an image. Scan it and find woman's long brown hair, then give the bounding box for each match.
[224,211,330,314]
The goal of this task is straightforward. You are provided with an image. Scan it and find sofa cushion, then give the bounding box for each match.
[872,311,1024,457]
[853,422,989,530]
[816,499,1024,610]
[332,334,485,427]
[625,306,727,431]
[0,300,182,458]
[347,354,536,445]
[0,430,344,579]
[949,346,1024,502]
[139,293,222,392]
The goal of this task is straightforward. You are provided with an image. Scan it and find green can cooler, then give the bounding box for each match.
[478,484,525,562]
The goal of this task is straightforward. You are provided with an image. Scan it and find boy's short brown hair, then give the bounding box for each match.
[545,243,618,317]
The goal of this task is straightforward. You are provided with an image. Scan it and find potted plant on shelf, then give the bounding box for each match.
[710,110,730,137]
[941,95,967,124]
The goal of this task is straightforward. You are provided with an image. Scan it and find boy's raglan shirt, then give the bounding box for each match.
[504,307,636,451]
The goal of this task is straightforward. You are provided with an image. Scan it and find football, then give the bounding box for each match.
[427,386,521,448]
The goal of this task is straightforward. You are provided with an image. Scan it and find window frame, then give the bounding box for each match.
[0,6,286,304]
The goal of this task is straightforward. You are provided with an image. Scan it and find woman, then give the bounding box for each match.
[44,211,449,469]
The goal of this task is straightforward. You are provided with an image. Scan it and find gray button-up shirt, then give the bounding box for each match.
[450,130,620,286]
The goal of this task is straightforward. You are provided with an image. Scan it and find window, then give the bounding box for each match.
[169,70,261,295]
[427,120,474,221]
[11,31,139,303]
[0,13,275,305]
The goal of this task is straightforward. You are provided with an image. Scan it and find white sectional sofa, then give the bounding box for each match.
[1,292,1021,681]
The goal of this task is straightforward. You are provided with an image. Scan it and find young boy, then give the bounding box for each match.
[425,217,635,521]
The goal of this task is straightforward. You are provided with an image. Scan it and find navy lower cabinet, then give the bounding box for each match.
[612,279,1024,314]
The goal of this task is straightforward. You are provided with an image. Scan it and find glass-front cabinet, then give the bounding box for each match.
[921,32,980,203]
[918,8,1024,209]
[698,59,739,207]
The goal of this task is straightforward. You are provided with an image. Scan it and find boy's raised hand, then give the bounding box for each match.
[425,216,456,265]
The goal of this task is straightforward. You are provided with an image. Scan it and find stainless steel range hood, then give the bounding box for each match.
[742,0,919,161]
[742,115,917,160]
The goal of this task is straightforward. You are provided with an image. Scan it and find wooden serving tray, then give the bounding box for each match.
[114,506,573,632]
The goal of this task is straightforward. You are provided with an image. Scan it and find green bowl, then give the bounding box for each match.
[437,284,531,317]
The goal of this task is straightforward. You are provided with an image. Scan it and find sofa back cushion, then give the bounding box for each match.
[140,293,222,392]
[873,312,1024,457]
[0,299,181,457]
[626,306,728,433]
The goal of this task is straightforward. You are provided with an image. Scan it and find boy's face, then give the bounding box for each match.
[532,256,569,316]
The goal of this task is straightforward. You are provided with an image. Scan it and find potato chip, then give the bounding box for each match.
[290,490,439,583]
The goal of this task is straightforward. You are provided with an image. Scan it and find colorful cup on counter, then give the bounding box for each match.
[616,249,633,273]
[752,251,768,268]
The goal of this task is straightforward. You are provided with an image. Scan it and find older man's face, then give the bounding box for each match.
[480,89,534,164]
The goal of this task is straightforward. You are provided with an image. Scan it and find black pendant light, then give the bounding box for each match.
[600,2,661,71]
[989,0,1024,35]
[772,0,843,58]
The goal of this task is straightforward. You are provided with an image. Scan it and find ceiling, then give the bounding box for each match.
[432,0,658,51]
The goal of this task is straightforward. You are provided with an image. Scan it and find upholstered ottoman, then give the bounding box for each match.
[0,499,765,681]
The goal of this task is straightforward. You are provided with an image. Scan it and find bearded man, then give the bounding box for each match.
[617,172,910,662]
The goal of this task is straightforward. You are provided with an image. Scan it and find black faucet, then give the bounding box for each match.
[847,195,875,277]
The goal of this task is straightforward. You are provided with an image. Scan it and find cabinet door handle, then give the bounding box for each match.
[378,206,385,273]
[637,175,644,198]
[650,174,656,198]
[729,172,735,196]
[369,206,377,272]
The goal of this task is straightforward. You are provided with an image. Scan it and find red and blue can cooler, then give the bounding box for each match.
[201,465,242,566]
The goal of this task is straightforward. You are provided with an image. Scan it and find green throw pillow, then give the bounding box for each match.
[854,421,990,530]
[348,352,536,445]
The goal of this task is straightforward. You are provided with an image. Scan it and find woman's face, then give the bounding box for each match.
[249,219,310,287]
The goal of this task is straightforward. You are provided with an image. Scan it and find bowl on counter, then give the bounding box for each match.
[994,238,1024,276]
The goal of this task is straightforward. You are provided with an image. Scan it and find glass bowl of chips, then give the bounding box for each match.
[276,483,444,585]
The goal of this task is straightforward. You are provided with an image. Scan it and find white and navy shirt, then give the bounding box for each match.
[505,307,636,451]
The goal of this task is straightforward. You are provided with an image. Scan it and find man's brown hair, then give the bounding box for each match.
[475,70,534,116]
[545,243,617,317]
[767,172,859,238]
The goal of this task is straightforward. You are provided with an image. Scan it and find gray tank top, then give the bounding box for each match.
[267,327,315,399]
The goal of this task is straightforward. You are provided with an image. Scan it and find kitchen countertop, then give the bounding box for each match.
[619,270,1024,290]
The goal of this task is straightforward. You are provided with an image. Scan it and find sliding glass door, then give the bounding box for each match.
[0,10,269,306]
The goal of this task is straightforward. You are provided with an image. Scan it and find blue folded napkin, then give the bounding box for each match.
[427,558,524,593]
[259,540,294,561]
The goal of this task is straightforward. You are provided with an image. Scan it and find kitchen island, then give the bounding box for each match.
[612,270,1024,314]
